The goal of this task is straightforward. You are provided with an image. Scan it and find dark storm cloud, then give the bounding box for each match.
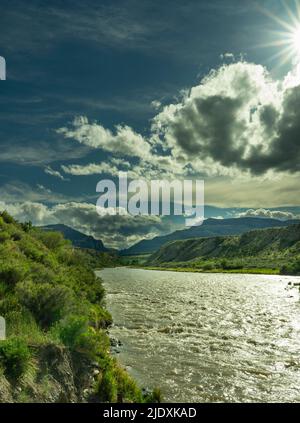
[153,62,300,176]
[244,85,300,174]
[272,86,300,172]
[171,95,245,166]
[259,104,279,134]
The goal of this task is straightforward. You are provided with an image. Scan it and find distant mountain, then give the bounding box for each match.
[121,217,300,255]
[148,223,300,265]
[41,224,109,252]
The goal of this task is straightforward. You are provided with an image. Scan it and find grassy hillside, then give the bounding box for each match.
[121,217,300,255]
[0,211,159,403]
[148,224,300,275]
[41,224,109,252]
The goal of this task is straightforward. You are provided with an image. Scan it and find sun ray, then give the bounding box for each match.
[254,1,300,69]
[266,29,295,39]
[295,0,300,20]
[257,39,292,49]
[292,27,300,52]
[257,4,295,32]
[264,44,294,67]
[273,48,295,72]
[281,0,300,27]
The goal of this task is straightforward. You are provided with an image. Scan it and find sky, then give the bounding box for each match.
[1,0,300,248]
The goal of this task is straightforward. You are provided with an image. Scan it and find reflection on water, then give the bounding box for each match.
[99,268,300,403]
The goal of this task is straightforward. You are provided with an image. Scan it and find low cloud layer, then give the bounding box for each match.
[237,208,300,220]
[0,201,170,249]
[2,200,300,249]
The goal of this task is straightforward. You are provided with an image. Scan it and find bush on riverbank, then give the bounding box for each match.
[0,338,31,380]
[143,256,281,274]
[0,211,154,403]
[280,258,300,275]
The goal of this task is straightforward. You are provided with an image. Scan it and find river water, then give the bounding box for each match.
[99,268,300,403]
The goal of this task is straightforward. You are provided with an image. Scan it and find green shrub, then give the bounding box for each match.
[88,304,112,329]
[53,315,87,348]
[18,237,44,261]
[11,231,23,241]
[70,267,105,304]
[98,368,118,402]
[53,315,109,358]
[75,327,109,358]
[220,258,244,270]
[17,282,73,328]
[114,365,143,403]
[0,338,31,380]
[84,277,105,304]
[281,259,300,275]
[35,231,66,250]
[0,211,15,224]
[0,293,23,315]
[144,387,162,403]
[0,231,10,243]
[201,262,214,271]
[28,263,56,284]
[95,361,145,403]
[20,221,32,232]
[5,310,48,344]
[0,281,6,297]
[0,264,26,287]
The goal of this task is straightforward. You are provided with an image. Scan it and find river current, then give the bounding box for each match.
[99,268,300,403]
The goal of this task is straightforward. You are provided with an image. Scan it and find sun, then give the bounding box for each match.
[292,27,300,53]
[258,2,300,68]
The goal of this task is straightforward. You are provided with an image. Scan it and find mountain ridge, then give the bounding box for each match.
[41,224,109,252]
[148,223,300,272]
[121,217,300,255]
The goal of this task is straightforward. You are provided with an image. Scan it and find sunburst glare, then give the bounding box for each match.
[257,1,300,69]
[292,27,300,52]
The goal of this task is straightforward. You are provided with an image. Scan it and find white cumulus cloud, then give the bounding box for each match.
[58,61,300,181]
[237,208,300,220]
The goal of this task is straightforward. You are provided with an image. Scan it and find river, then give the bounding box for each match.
[98,268,300,403]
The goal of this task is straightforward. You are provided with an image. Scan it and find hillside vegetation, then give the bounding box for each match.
[0,211,159,403]
[41,224,109,252]
[148,224,300,275]
[122,217,300,255]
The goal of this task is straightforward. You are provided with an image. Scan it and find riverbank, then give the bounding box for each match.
[128,265,280,275]
[0,212,159,403]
